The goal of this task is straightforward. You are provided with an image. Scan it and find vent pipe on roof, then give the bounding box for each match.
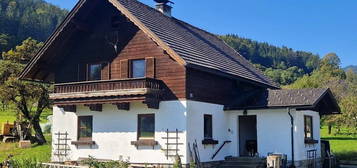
[154,0,173,17]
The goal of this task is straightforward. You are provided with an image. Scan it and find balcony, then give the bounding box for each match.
[50,78,164,108]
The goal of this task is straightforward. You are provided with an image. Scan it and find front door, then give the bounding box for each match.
[239,115,257,157]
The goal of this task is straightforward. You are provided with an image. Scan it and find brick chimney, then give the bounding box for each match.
[155,0,173,17]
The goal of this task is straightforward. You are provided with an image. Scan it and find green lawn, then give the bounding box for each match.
[0,108,53,163]
[0,135,52,162]
[321,126,357,161]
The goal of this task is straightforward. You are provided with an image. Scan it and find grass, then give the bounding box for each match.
[0,134,52,163]
[0,107,53,163]
[321,126,357,161]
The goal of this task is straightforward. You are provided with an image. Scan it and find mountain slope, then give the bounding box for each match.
[0,0,68,52]
[344,65,357,73]
[220,34,321,85]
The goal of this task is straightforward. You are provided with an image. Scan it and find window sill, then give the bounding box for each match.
[71,140,96,146]
[304,139,319,144]
[131,139,158,147]
[202,139,219,145]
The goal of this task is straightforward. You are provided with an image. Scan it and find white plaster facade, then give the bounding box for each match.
[51,100,321,165]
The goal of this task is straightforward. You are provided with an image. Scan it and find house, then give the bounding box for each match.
[19,0,340,167]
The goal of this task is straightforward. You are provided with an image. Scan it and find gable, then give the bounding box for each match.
[20,0,278,88]
[19,0,185,83]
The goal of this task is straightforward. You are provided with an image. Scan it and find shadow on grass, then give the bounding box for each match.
[322,137,357,140]
[335,151,357,161]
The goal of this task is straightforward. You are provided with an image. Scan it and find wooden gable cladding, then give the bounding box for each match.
[145,57,155,78]
[120,59,129,78]
[187,68,265,106]
[101,62,110,80]
[110,30,186,100]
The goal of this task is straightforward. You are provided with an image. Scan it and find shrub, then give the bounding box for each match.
[173,155,182,168]
[9,158,43,168]
[42,124,51,134]
[82,156,129,168]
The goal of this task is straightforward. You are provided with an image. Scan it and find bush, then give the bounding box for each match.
[8,158,43,168]
[82,156,129,168]
[173,155,182,168]
[42,124,51,134]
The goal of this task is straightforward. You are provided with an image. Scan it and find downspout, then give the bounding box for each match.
[288,108,296,168]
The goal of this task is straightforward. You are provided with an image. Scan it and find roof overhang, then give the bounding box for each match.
[225,88,341,115]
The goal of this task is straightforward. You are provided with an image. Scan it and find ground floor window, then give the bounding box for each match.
[204,114,213,139]
[138,114,155,139]
[304,115,313,139]
[78,116,93,141]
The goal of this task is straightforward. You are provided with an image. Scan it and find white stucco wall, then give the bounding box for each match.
[186,101,229,162]
[226,109,293,159]
[52,99,321,164]
[294,110,321,162]
[226,109,321,162]
[52,101,188,164]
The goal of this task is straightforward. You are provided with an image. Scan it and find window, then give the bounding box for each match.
[138,114,155,139]
[88,63,102,81]
[204,114,213,139]
[131,59,146,78]
[78,116,93,140]
[304,115,313,139]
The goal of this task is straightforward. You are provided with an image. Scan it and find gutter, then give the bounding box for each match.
[287,108,296,168]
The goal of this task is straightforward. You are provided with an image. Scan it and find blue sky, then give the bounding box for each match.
[45,0,357,67]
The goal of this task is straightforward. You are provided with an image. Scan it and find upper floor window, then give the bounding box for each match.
[138,114,155,139]
[88,63,102,81]
[204,114,213,139]
[78,116,93,141]
[304,115,313,139]
[131,59,146,78]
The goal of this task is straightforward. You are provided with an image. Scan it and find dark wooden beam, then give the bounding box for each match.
[58,105,77,112]
[143,98,160,109]
[114,102,130,111]
[85,104,102,112]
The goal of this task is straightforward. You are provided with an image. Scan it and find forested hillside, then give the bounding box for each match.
[220,34,321,85]
[0,0,67,52]
[344,65,357,73]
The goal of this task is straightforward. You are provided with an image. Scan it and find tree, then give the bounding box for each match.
[286,53,357,135]
[0,38,50,144]
[0,33,10,52]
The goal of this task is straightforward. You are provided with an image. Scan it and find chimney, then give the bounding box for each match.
[155,0,173,17]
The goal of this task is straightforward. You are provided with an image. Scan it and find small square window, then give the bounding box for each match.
[131,59,146,78]
[88,64,102,81]
[138,114,155,139]
[304,115,313,139]
[204,114,213,139]
[78,116,93,141]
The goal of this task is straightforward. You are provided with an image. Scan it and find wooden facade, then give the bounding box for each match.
[30,0,268,108]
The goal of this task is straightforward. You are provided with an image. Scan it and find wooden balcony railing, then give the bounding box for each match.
[54,78,163,94]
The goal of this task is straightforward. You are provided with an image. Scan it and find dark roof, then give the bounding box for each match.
[229,88,341,114]
[117,0,278,88]
[19,0,278,88]
[260,88,329,107]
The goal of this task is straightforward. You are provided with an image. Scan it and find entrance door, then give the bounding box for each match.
[239,115,257,156]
